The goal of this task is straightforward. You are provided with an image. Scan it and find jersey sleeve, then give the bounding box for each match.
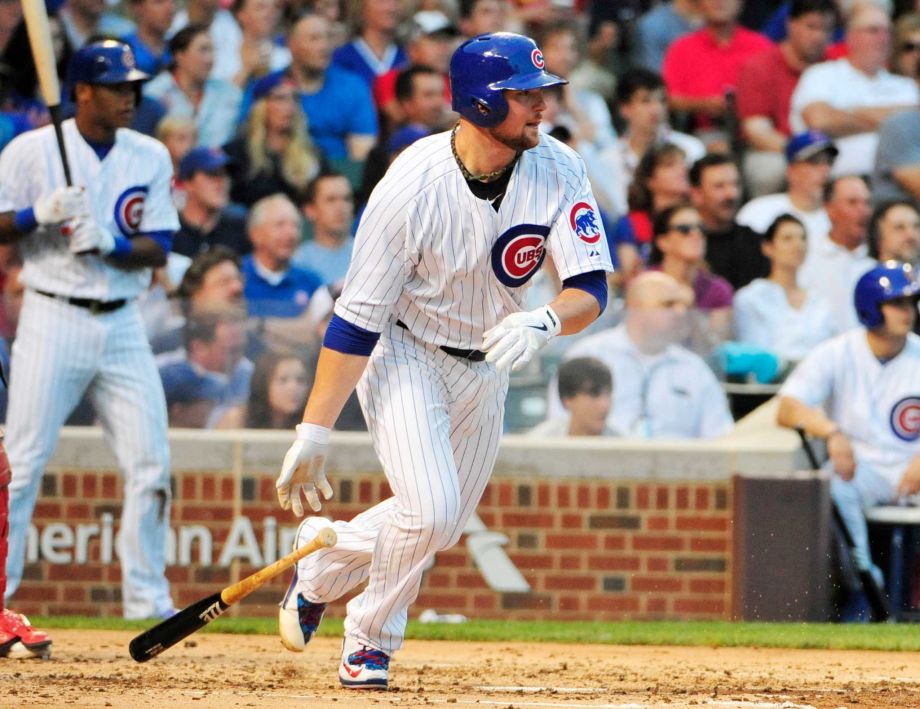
[333,174,411,332]
[0,134,39,212]
[545,153,614,282]
[139,141,180,234]
[779,339,837,407]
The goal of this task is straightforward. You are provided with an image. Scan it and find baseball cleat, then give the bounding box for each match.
[338,636,389,690]
[278,568,326,652]
[0,610,52,659]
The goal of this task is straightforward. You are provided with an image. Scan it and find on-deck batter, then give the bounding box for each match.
[0,40,178,620]
[274,32,614,690]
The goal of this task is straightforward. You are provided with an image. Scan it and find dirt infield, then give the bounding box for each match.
[2,629,919,708]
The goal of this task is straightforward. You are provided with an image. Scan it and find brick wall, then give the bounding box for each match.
[17,467,732,621]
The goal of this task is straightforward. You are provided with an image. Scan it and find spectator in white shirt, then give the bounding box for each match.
[733,213,835,363]
[550,271,734,439]
[737,130,836,255]
[789,1,919,177]
[799,175,876,333]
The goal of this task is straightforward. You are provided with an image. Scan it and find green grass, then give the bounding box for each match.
[31,616,920,652]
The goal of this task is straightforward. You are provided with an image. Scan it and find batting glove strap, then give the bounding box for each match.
[295,422,330,444]
[482,305,561,373]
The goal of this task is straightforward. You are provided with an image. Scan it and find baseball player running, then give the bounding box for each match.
[778,262,920,610]
[274,32,613,689]
[0,40,179,620]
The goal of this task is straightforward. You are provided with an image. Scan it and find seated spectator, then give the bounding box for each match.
[159,304,254,428]
[169,0,243,84]
[737,131,836,251]
[733,214,835,363]
[332,0,407,90]
[790,1,920,177]
[690,153,769,292]
[458,0,509,37]
[649,202,734,343]
[872,104,920,206]
[241,12,378,162]
[777,262,920,618]
[610,68,705,215]
[868,200,920,266]
[122,0,176,76]
[662,0,772,145]
[158,358,225,427]
[224,73,322,207]
[242,194,333,352]
[172,147,250,258]
[60,0,134,50]
[529,357,619,437]
[799,175,876,333]
[623,142,691,255]
[217,349,312,429]
[372,11,457,128]
[155,115,198,180]
[293,172,355,288]
[144,24,243,148]
[177,246,246,313]
[569,17,619,102]
[891,12,920,80]
[552,271,734,439]
[633,0,700,73]
[736,0,836,197]
[229,0,291,87]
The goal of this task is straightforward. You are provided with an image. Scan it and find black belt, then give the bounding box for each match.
[395,320,486,362]
[35,289,128,314]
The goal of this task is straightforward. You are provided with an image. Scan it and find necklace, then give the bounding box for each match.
[450,124,518,183]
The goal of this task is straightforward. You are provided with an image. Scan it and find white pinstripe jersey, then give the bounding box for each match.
[0,118,179,300]
[334,130,613,349]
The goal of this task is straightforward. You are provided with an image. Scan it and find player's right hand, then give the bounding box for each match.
[276,422,334,516]
[33,186,89,225]
[827,430,856,481]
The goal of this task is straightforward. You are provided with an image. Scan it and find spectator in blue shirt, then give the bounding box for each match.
[332,0,407,89]
[242,194,333,353]
[293,172,355,288]
[122,0,176,76]
[239,13,378,161]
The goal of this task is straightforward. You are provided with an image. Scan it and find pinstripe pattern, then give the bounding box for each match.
[294,127,611,658]
[0,119,178,619]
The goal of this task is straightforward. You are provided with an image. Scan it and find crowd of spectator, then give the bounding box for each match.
[0,0,919,441]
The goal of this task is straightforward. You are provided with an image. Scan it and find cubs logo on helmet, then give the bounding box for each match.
[890,396,920,442]
[570,202,601,244]
[531,48,544,69]
[491,224,550,287]
[114,186,149,236]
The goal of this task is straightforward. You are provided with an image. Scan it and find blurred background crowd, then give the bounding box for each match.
[0,0,918,438]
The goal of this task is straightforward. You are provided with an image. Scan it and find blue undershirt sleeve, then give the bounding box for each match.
[561,270,608,316]
[323,314,381,356]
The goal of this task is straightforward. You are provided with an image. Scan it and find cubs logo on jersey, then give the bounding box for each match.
[114,186,149,236]
[569,202,601,244]
[890,396,920,442]
[491,224,550,288]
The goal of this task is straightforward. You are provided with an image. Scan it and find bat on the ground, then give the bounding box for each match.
[129,527,337,662]
[796,428,893,622]
[21,0,72,185]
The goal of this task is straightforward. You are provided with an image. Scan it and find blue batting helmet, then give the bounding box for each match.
[853,261,920,328]
[449,32,567,128]
[70,40,149,86]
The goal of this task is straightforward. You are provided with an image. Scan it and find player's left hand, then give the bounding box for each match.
[482,305,561,373]
[66,216,115,256]
[897,456,920,497]
[276,422,334,516]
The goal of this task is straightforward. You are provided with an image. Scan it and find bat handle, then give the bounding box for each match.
[48,104,72,186]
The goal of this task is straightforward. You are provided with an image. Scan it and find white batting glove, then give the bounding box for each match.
[276,422,334,517]
[67,216,116,256]
[33,186,89,225]
[482,305,561,373]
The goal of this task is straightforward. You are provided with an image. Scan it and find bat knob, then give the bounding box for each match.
[318,527,337,547]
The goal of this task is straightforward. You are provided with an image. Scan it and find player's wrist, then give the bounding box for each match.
[535,304,561,337]
[295,422,331,444]
[14,208,37,232]
[109,235,132,258]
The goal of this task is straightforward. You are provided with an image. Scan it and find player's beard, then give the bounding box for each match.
[489,122,540,152]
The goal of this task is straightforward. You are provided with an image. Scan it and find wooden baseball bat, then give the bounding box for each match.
[20,0,72,186]
[129,527,337,662]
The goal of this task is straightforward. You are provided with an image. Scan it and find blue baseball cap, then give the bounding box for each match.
[178,147,230,180]
[785,131,839,163]
[251,72,296,102]
[159,361,225,405]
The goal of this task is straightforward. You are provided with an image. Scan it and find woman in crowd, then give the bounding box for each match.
[144,23,242,148]
[223,73,322,207]
[218,350,312,429]
[648,202,733,343]
[892,13,920,80]
[733,214,834,364]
